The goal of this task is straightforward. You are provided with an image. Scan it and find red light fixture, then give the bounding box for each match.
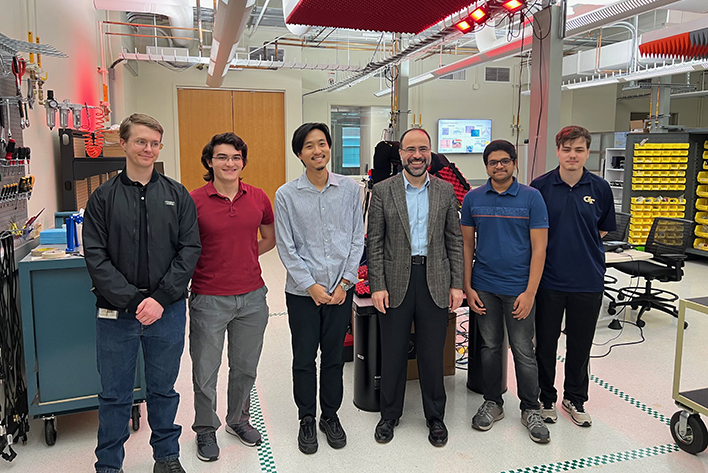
[455,19,473,32]
[501,0,525,13]
[470,5,489,24]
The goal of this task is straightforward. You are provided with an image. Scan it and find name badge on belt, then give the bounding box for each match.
[97,308,119,319]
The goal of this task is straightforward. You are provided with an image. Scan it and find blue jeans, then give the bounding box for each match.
[476,290,540,412]
[95,300,186,473]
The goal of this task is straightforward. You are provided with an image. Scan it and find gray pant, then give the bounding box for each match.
[476,290,541,412]
[189,285,269,434]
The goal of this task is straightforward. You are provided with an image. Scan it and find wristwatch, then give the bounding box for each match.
[339,280,356,292]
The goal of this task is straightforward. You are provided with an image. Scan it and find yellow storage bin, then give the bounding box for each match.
[677,157,688,163]
[695,238,708,251]
[703,160,708,170]
[698,171,708,184]
[676,143,690,149]
[696,199,708,211]
[696,225,708,239]
[698,185,708,198]
[696,212,708,225]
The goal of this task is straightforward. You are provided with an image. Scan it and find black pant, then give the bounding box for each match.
[286,291,353,420]
[535,288,603,406]
[378,264,449,422]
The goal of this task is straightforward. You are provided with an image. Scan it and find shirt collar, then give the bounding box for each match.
[205,180,247,198]
[119,167,159,186]
[551,166,592,187]
[402,171,430,191]
[296,170,339,190]
[483,177,519,196]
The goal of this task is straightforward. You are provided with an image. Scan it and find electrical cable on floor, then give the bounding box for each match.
[0,232,29,461]
[592,257,646,358]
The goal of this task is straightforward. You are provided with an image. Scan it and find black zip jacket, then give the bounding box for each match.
[83,169,201,313]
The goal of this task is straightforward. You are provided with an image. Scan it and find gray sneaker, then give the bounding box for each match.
[472,400,504,431]
[541,401,557,423]
[562,399,592,427]
[521,409,551,443]
[196,431,220,462]
[226,422,263,446]
[153,458,186,473]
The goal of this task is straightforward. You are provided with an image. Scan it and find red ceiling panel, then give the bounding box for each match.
[286,0,475,34]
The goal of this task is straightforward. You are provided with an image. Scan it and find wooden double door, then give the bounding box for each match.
[177,88,286,204]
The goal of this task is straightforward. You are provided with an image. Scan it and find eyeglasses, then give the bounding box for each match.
[131,139,163,150]
[487,158,514,167]
[212,155,243,163]
[401,146,431,155]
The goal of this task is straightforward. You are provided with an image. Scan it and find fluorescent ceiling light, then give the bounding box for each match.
[410,72,435,86]
[563,77,619,90]
[374,87,392,97]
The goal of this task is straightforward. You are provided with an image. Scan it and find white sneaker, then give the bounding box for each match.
[540,401,557,424]
[562,399,592,427]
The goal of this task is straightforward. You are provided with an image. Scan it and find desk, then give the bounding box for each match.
[606,249,654,265]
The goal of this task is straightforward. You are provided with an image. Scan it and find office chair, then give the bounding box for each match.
[603,212,631,301]
[607,217,692,329]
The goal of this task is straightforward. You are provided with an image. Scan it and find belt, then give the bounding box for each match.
[411,255,427,265]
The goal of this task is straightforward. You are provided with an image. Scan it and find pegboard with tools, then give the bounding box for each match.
[0,53,35,242]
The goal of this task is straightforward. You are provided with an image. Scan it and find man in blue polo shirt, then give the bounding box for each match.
[530,126,616,428]
[461,140,550,443]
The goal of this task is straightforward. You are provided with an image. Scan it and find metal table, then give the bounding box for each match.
[670,296,708,454]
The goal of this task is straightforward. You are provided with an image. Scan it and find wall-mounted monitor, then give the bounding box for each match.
[437,119,492,154]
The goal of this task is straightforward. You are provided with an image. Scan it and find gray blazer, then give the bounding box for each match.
[367,173,464,309]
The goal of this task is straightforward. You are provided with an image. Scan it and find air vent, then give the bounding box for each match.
[485,67,510,83]
[440,70,467,81]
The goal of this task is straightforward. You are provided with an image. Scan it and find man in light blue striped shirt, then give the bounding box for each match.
[275,123,365,456]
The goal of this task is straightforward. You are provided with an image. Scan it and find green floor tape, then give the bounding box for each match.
[250,385,278,473]
[501,443,679,473]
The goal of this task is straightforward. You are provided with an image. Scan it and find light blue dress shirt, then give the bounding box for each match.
[402,172,430,256]
[275,171,365,297]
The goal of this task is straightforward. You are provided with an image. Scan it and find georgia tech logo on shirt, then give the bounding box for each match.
[583,195,595,204]
[165,200,176,206]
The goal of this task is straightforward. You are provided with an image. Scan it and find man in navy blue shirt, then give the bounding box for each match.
[461,140,550,444]
[530,126,616,428]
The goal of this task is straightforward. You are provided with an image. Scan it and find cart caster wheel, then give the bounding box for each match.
[617,293,625,301]
[671,411,708,454]
[607,307,617,316]
[630,304,638,310]
[684,321,689,329]
[131,404,141,431]
[636,318,646,328]
[44,418,56,446]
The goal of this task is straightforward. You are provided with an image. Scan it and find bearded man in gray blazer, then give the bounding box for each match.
[367,128,464,447]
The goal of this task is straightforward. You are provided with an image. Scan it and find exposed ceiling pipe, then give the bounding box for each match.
[94,0,194,47]
[206,0,255,88]
[249,0,271,38]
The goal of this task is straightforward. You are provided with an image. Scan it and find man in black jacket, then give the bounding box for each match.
[83,113,201,473]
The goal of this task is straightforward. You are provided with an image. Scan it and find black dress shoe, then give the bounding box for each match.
[298,415,318,454]
[426,418,448,447]
[374,417,399,444]
[319,415,347,449]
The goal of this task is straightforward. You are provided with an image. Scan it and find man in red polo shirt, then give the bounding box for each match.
[188,132,276,462]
